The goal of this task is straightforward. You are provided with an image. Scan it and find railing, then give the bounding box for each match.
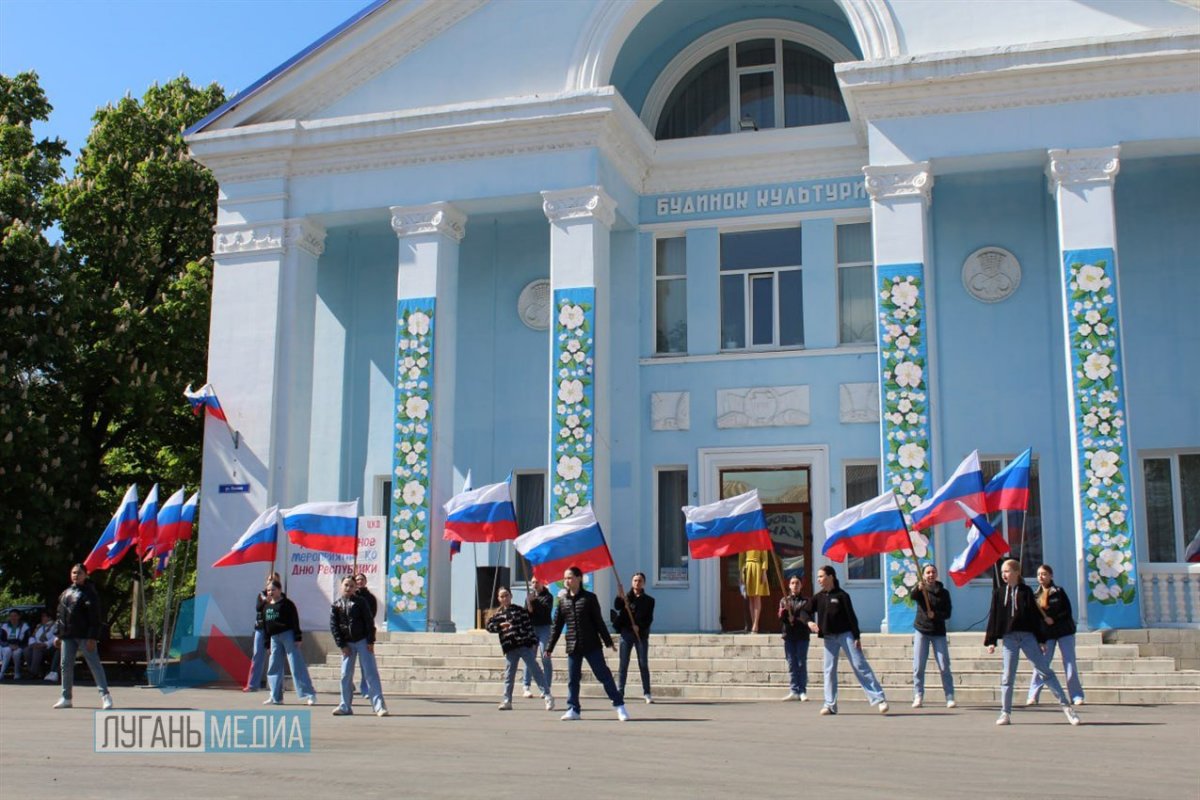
[1140,563,1200,627]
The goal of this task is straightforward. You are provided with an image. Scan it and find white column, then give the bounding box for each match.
[387,202,466,632]
[1047,146,1141,630]
[542,186,615,597]
[863,162,935,634]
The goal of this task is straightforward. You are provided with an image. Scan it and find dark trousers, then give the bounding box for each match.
[566,647,624,713]
[618,630,651,696]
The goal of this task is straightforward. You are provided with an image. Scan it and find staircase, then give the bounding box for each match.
[308,630,1200,703]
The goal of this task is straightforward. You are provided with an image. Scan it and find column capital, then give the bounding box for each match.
[389,202,467,242]
[1046,146,1121,192]
[862,162,933,203]
[541,186,616,229]
[212,217,325,258]
[284,218,326,258]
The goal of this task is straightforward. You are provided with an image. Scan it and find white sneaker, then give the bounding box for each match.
[262,698,280,705]
[912,696,923,709]
[45,672,58,682]
[306,697,316,706]
[560,708,581,721]
[376,708,389,717]
[331,707,351,716]
[544,695,555,711]
[616,705,630,722]
[946,699,958,709]
[878,702,889,714]
[1025,696,1038,706]
[996,712,1011,726]
[1063,706,1081,726]
[497,699,512,711]
[1072,696,1084,706]
[643,694,653,704]
[101,693,114,710]
[782,691,800,701]
[819,706,835,716]
[799,692,808,702]
[522,688,534,698]
[53,698,72,709]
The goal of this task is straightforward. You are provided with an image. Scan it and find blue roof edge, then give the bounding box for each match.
[184,0,392,138]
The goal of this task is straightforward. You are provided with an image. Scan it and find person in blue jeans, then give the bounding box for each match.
[485,586,553,711]
[1027,563,1085,706]
[546,566,629,722]
[330,576,387,716]
[808,565,888,715]
[986,559,1080,727]
[522,576,554,698]
[262,580,316,706]
[910,563,956,709]
[353,572,378,698]
[778,575,811,701]
[53,564,113,710]
[244,572,279,692]
[611,572,655,703]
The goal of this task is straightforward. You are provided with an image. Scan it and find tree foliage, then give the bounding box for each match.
[0,72,226,625]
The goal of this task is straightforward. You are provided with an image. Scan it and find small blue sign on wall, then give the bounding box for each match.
[218,484,250,494]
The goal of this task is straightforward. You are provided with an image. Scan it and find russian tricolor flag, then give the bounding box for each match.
[283,500,359,555]
[822,491,912,562]
[984,448,1032,514]
[682,490,773,560]
[151,488,196,575]
[514,506,613,584]
[910,450,986,531]
[213,506,280,568]
[443,480,519,543]
[84,484,139,572]
[184,383,227,422]
[948,501,1010,586]
[136,483,160,559]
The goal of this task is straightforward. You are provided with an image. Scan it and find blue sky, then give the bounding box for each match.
[1,0,371,170]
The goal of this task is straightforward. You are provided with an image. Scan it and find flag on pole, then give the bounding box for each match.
[682,490,773,560]
[443,480,519,543]
[449,471,472,560]
[947,500,1011,586]
[1184,530,1200,564]
[184,383,227,421]
[213,506,280,568]
[821,491,912,562]
[911,450,986,531]
[152,488,190,576]
[984,447,1033,513]
[282,500,359,555]
[514,506,612,583]
[136,483,160,559]
[84,484,139,572]
[179,492,199,540]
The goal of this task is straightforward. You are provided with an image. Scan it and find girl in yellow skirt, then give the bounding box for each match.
[739,549,771,632]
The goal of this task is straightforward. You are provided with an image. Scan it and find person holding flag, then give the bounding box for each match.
[546,566,629,722]
[262,579,317,707]
[1026,564,1085,707]
[777,574,812,702]
[910,563,957,709]
[611,571,655,703]
[244,572,281,693]
[521,576,554,700]
[808,565,889,715]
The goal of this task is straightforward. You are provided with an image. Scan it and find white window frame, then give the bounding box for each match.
[641,20,857,135]
[836,218,874,346]
[719,225,803,352]
[1138,448,1200,563]
[653,234,688,356]
[653,465,691,588]
[842,459,883,584]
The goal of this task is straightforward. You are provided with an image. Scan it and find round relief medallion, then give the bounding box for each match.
[518,279,551,330]
[962,247,1021,303]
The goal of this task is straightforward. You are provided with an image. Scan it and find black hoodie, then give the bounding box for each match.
[811,585,860,640]
[1035,583,1077,640]
[911,580,952,636]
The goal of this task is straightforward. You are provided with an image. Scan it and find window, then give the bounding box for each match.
[656,36,849,140]
[655,237,687,354]
[656,468,689,584]
[512,471,546,583]
[844,462,881,580]
[720,227,803,350]
[837,222,874,345]
[980,455,1043,577]
[1142,451,1200,562]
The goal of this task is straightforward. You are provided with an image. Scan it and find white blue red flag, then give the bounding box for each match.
[85,484,139,572]
[184,383,227,422]
[984,448,1033,514]
[514,506,613,583]
[136,483,160,559]
[152,488,195,576]
[283,500,359,555]
[822,491,911,562]
[911,450,986,531]
[213,506,280,568]
[948,500,1010,586]
[682,490,773,560]
[1185,531,1200,564]
[443,480,519,543]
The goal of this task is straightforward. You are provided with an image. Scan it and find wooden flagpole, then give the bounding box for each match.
[892,493,933,616]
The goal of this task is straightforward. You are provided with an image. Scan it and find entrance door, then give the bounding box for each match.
[718,466,812,633]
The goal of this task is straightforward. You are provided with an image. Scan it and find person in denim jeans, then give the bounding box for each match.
[1027,564,1084,706]
[53,564,113,710]
[808,565,888,715]
[778,575,812,701]
[546,566,629,722]
[262,580,316,706]
[985,559,1080,727]
[522,577,554,698]
[910,563,956,709]
[611,572,655,703]
[485,587,553,711]
[244,572,279,692]
[330,576,387,716]
[353,572,379,699]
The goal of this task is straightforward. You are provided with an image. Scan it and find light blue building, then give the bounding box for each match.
[187,0,1200,637]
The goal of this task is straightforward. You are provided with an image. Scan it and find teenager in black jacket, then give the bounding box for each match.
[1026,563,1084,706]
[611,571,656,703]
[263,580,317,706]
[331,576,387,716]
[522,577,554,699]
[778,575,812,701]
[244,572,280,692]
[52,564,112,710]
[353,572,378,698]
[910,563,957,709]
[547,566,629,721]
[985,559,1079,726]
[808,565,888,715]
[486,587,553,711]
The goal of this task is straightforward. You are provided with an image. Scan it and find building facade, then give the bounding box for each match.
[187,0,1200,636]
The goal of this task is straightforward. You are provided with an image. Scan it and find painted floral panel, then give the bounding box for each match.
[551,287,595,521]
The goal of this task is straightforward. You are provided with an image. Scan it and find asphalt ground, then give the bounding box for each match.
[1,679,1197,799]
